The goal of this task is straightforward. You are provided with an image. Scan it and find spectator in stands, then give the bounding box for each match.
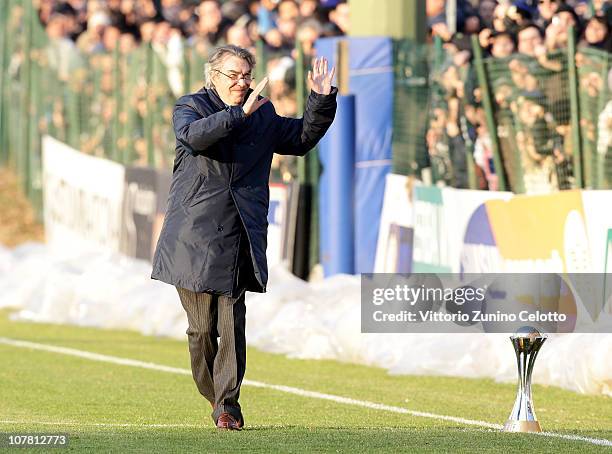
[327,0,349,35]
[544,4,580,50]
[189,0,230,57]
[118,0,140,30]
[491,31,516,57]
[511,92,559,190]
[580,16,612,51]
[597,69,612,185]
[102,25,121,52]
[463,13,483,35]
[226,22,254,50]
[51,2,82,41]
[138,19,157,44]
[536,0,561,28]
[160,0,183,26]
[268,56,298,115]
[257,0,279,36]
[517,22,544,56]
[479,30,517,58]
[296,18,323,57]
[432,57,471,188]
[278,0,300,21]
[29,0,608,194]
[516,22,562,70]
[277,16,299,52]
[45,12,84,81]
[119,32,138,55]
[76,10,110,54]
[479,0,498,29]
[502,2,533,34]
[431,16,453,42]
[493,1,512,32]
[299,0,320,20]
[133,0,160,23]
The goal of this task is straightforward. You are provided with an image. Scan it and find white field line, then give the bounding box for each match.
[1,337,610,447]
[0,420,201,429]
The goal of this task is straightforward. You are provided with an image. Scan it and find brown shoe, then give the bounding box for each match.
[216,412,243,430]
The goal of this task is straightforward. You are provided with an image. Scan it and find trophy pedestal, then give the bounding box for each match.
[503,420,542,433]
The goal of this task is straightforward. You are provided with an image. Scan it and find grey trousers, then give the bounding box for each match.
[176,287,246,425]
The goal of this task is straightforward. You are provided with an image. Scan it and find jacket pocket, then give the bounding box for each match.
[181,174,206,206]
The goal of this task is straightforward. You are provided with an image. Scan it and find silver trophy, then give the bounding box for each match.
[503,326,547,433]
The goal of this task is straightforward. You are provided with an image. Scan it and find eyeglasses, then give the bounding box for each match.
[213,69,252,83]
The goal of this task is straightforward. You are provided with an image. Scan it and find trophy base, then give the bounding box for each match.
[503,420,542,433]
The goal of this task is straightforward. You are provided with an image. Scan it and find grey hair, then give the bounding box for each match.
[204,45,256,89]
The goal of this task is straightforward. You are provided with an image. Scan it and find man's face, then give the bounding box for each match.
[491,35,515,58]
[518,27,542,56]
[212,56,252,106]
[153,21,171,45]
[479,0,497,25]
[278,18,297,39]
[103,26,121,51]
[226,25,253,48]
[585,19,608,43]
[554,11,576,28]
[538,0,558,20]
[278,0,299,20]
[493,4,509,31]
[199,1,222,30]
[46,15,66,39]
[140,21,156,42]
[331,3,350,33]
[298,26,319,56]
[300,0,317,18]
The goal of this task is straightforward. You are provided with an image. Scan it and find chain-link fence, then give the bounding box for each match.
[576,46,611,189]
[483,49,574,193]
[392,39,432,177]
[393,33,611,194]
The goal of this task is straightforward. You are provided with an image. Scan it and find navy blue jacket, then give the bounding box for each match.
[151,86,337,296]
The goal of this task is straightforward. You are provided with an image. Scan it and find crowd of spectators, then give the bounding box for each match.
[38,0,349,113]
[31,0,612,191]
[30,0,349,172]
[425,0,611,192]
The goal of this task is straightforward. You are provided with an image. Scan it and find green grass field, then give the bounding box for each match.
[0,308,610,453]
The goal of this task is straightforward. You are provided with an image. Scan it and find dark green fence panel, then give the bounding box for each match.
[392,39,431,176]
[576,46,611,189]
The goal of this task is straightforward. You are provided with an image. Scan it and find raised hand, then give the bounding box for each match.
[308,57,335,95]
[243,77,269,116]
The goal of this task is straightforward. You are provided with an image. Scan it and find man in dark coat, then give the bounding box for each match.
[151,44,337,430]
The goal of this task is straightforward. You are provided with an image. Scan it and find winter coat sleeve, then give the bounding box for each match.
[173,96,246,155]
[274,87,338,156]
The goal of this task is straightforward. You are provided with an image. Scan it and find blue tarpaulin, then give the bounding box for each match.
[317,36,393,275]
